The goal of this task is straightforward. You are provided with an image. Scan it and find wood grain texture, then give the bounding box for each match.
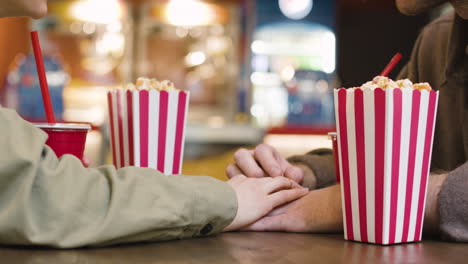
[0,233,467,264]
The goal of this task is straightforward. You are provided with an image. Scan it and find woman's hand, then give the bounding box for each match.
[223,175,309,231]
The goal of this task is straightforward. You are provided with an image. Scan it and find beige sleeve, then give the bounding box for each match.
[0,108,237,248]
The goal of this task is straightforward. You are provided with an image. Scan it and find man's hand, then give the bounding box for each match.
[224,175,309,232]
[226,144,315,186]
[241,174,447,234]
[242,184,343,233]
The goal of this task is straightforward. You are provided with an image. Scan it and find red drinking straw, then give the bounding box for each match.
[30,31,56,123]
[380,52,403,77]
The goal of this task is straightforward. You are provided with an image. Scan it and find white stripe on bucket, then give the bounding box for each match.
[382,88,394,245]
[395,88,412,243]
[164,91,179,174]
[132,90,140,167]
[363,88,375,243]
[346,89,361,241]
[148,90,160,170]
[408,91,429,240]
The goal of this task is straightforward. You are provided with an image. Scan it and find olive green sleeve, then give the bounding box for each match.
[0,108,237,248]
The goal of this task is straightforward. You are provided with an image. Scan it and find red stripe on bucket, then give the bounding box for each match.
[414,91,437,241]
[389,89,403,244]
[157,91,169,173]
[107,92,117,168]
[354,89,368,242]
[332,138,340,183]
[139,90,149,167]
[402,90,421,242]
[172,92,187,174]
[338,89,354,241]
[116,90,125,168]
[127,90,134,166]
[374,88,386,244]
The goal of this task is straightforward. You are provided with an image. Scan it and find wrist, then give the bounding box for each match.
[306,184,343,232]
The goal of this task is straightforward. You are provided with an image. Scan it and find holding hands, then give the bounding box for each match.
[224,175,309,231]
[224,144,344,233]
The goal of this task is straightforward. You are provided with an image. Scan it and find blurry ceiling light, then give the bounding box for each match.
[210,24,224,35]
[70,21,82,34]
[185,51,206,67]
[189,27,203,38]
[175,27,189,38]
[96,33,125,55]
[252,55,269,72]
[281,65,295,82]
[250,104,265,119]
[279,0,313,20]
[70,0,122,24]
[322,31,336,73]
[164,0,217,27]
[250,72,281,86]
[250,40,266,54]
[207,36,228,54]
[46,72,69,86]
[107,22,122,33]
[82,58,114,75]
[83,22,96,34]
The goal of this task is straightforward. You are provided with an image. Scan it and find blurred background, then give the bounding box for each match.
[0,0,452,180]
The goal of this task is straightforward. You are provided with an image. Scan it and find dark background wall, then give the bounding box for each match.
[336,2,429,87]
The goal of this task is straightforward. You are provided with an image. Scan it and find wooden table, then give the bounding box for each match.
[1,233,467,263]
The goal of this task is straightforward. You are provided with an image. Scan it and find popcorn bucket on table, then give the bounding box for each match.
[334,87,439,245]
[107,89,190,174]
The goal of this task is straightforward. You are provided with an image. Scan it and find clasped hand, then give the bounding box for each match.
[224,144,342,233]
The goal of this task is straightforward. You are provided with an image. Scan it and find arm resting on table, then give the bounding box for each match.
[0,108,237,248]
[437,162,468,242]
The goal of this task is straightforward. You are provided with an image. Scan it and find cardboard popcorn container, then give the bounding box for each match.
[107,89,189,174]
[334,87,439,245]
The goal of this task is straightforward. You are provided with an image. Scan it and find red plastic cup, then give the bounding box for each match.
[34,123,91,161]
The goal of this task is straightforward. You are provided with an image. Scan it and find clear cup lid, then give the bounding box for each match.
[34,123,91,130]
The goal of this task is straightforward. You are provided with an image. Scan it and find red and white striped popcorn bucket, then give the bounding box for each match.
[107,89,190,174]
[334,87,439,245]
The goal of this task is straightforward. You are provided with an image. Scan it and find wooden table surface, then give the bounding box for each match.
[1,233,467,264]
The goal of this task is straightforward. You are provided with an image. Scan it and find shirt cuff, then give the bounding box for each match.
[189,176,238,237]
[287,148,336,189]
